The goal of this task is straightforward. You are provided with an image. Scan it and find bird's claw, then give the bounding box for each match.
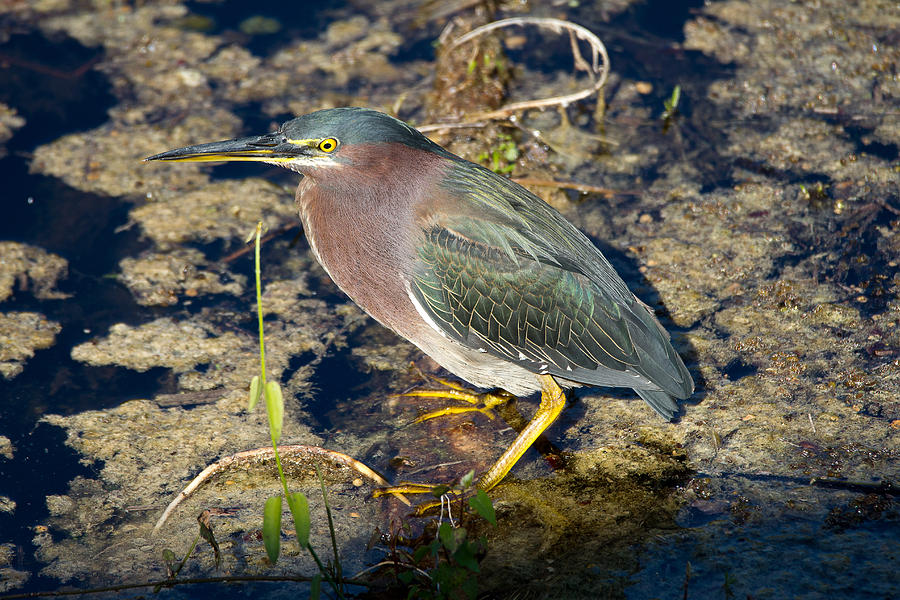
[395,375,512,424]
[412,403,498,422]
[373,480,477,516]
[372,482,450,497]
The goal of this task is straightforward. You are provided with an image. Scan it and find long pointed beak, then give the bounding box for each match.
[145,133,308,164]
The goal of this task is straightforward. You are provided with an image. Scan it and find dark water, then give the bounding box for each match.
[1,1,897,598]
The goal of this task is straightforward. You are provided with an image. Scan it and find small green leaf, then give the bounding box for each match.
[664,86,680,112]
[428,537,441,557]
[468,489,496,525]
[286,491,310,549]
[412,545,430,563]
[264,381,284,442]
[162,548,175,563]
[248,375,261,411]
[263,495,282,563]
[662,85,682,120]
[438,521,458,553]
[459,470,475,490]
[310,573,321,599]
[430,483,451,498]
[453,542,480,573]
[459,573,479,600]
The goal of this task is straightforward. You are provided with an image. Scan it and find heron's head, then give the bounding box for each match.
[145,107,451,178]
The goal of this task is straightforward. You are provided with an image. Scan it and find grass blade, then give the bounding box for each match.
[315,465,342,586]
[310,573,322,599]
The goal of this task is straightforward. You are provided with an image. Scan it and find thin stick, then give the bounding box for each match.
[220,222,296,264]
[152,445,409,534]
[511,177,638,197]
[418,17,610,132]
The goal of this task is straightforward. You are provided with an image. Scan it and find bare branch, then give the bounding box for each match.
[153,445,409,535]
[418,17,610,132]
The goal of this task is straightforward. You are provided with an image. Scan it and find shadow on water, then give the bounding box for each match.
[2,1,896,598]
[0,423,95,590]
[0,30,141,276]
[0,30,173,591]
[181,0,347,57]
[0,32,113,147]
[297,346,374,432]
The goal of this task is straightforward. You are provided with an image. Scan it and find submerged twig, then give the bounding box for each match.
[153,445,410,534]
[220,221,297,264]
[511,177,638,198]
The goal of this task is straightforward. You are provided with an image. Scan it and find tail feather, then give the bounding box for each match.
[635,388,679,421]
[626,299,694,400]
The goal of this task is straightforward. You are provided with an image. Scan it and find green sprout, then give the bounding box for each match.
[662,84,681,119]
[248,222,344,599]
[477,133,520,175]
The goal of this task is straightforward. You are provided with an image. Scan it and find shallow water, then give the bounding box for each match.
[0,1,898,598]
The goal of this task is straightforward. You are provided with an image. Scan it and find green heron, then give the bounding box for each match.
[146,107,693,492]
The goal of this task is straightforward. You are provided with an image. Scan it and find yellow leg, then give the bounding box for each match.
[477,374,566,491]
[375,375,565,509]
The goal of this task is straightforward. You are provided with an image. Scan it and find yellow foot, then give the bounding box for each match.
[396,372,513,423]
[373,482,450,497]
[380,374,567,514]
[373,478,473,516]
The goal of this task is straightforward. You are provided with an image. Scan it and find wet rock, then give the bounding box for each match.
[684,0,900,118]
[0,103,25,158]
[0,496,14,514]
[30,112,243,198]
[34,386,410,587]
[118,248,245,306]
[0,542,28,592]
[70,317,245,374]
[40,4,220,110]
[202,45,263,103]
[0,242,69,302]
[129,179,295,248]
[0,311,62,379]
[0,435,12,459]
[474,437,690,597]
[257,277,315,314]
[265,15,408,109]
[351,341,417,373]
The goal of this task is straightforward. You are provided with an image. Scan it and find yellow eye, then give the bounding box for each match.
[318,138,338,153]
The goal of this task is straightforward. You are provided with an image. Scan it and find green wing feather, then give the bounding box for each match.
[410,161,693,407]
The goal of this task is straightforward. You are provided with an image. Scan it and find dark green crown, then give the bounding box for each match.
[281,107,453,156]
